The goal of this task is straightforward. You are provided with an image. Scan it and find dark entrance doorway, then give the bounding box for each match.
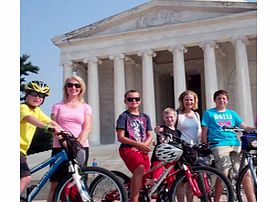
[187,74,202,118]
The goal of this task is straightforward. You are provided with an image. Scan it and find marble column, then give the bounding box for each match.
[62,61,73,83]
[137,49,156,127]
[200,41,219,109]
[125,57,136,90]
[232,37,254,125]
[169,45,187,108]
[83,57,102,145]
[109,54,126,143]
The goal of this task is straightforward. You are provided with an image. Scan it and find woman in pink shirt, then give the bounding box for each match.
[47,75,92,202]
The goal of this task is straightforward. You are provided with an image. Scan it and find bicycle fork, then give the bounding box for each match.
[69,163,91,202]
[182,164,209,198]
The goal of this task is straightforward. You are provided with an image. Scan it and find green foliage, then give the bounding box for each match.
[27,128,53,155]
[20,54,40,100]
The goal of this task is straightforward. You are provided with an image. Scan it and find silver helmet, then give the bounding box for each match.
[155,143,183,163]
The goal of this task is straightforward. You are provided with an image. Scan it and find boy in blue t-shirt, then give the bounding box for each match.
[201,89,256,202]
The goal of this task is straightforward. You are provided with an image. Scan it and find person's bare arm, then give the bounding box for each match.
[201,126,208,144]
[78,114,92,145]
[23,115,61,133]
[117,129,151,153]
[239,122,256,131]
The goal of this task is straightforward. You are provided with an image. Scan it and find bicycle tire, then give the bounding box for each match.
[236,165,257,202]
[53,166,128,202]
[170,166,234,202]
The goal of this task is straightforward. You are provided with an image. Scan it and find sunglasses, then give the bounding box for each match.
[66,83,81,88]
[28,91,46,98]
[126,97,141,102]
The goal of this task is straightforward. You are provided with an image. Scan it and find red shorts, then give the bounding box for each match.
[119,147,150,173]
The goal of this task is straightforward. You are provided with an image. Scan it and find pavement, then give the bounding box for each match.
[25,143,131,202]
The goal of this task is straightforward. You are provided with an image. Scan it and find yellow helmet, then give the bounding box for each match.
[24,81,50,96]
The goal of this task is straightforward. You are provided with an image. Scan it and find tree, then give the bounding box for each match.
[20,54,40,100]
[20,54,53,154]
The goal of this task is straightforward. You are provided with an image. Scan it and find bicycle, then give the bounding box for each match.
[20,129,128,202]
[89,133,235,202]
[222,126,257,202]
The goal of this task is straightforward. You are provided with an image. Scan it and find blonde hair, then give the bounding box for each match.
[63,75,86,103]
[177,90,199,111]
[162,107,177,117]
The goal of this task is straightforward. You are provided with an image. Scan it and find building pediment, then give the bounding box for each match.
[52,0,256,46]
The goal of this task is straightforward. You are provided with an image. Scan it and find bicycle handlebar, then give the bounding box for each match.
[47,127,56,133]
[156,131,218,148]
[222,125,257,134]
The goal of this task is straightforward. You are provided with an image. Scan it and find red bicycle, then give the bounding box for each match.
[88,134,234,202]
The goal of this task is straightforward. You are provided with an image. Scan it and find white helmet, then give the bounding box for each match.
[155,143,183,163]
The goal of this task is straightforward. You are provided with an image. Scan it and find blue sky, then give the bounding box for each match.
[20,0,150,115]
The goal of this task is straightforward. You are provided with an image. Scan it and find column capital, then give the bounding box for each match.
[199,41,218,50]
[168,45,188,53]
[125,57,136,64]
[61,60,73,67]
[231,36,249,46]
[109,53,125,60]
[137,49,156,57]
[83,56,102,64]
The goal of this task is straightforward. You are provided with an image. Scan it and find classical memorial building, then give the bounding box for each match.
[52,0,257,145]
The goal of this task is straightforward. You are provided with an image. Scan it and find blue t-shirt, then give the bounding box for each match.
[116,110,153,148]
[201,108,243,147]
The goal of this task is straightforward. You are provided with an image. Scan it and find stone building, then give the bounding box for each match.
[52,0,257,145]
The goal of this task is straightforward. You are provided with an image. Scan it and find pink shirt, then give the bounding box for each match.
[52,102,92,148]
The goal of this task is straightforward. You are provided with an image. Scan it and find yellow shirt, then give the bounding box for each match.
[20,104,51,155]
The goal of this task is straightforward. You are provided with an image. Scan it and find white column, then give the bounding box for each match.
[109,54,126,143]
[125,57,136,90]
[83,57,102,145]
[62,61,73,83]
[137,49,156,128]
[232,37,254,125]
[200,41,219,109]
[169,45,187,108]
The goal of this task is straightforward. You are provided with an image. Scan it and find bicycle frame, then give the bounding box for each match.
[143,160,206,198]
[240,151,257,188]
[21,150,68,202]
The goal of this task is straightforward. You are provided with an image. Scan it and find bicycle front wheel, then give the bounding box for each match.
[236,165,257,202]
[170,166,234,202]
[53,166,128,202]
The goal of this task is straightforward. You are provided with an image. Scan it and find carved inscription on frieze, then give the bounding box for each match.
[137,10,188,29]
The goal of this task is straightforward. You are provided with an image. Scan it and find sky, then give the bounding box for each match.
[20,0,150,116]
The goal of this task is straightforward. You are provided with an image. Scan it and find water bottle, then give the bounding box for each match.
[92,158,97,167]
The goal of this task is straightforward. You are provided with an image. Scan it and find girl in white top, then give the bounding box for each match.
[175,90,201,202]
[176,90,201,145]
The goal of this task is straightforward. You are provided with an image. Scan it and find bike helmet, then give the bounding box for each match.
[155,143,183,163]
[24,80,50,96]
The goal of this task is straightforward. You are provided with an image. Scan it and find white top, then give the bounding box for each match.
[176,111,202,144]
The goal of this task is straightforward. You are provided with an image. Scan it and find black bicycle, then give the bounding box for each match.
[223,126,257,202]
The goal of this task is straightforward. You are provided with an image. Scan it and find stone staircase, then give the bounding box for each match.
[26,143,132,201]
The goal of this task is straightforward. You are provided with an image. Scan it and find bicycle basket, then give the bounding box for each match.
[181,145,198,165]
[240,133,257,151]
[65,135,86,165]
